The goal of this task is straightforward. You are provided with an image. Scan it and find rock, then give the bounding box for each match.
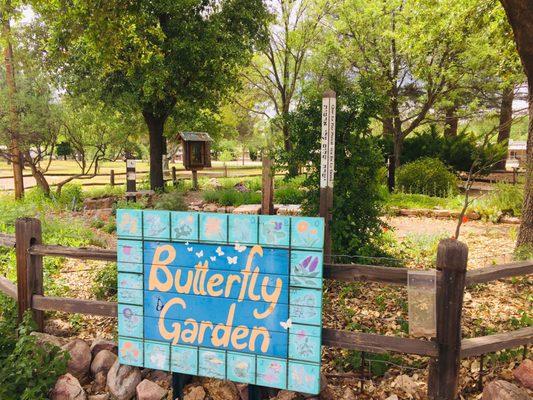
[385,396,399,400]
[30,331,64,348]
[92,371,107,393]
[392,374,419,396]
[183,385,206,400]
[433,209,451,218]
[466,211,481,220]
[90,339,117,357]
[235,383,248,400]
[88,395,109,400]
[500,216,521,224]
[318,385,335,400]
[275,390,299,400]
[63,339,92,383]
[482,380,530,400]
[207,178,222,189]
[217,207,226,213]
[135,379,168,400]
[50,373,87,400]
[234,182,249,192]
[91,350,117,377]
[276,204,302,216]
[513,359,533,389]
[147,370,171,387]
[341,388,356,400]
[106,360,141,400]
[233,204,261,215]
[227,206,235,214]
[201,378,240,400]
[93,208,113,222]
[204,203,219,212]
[83,197,117,210]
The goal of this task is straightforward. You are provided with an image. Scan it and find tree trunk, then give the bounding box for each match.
[282,116,298,176]
[25,152,50,195]
[2,9,24,199]
[495,85,515,169]
[499,0,533,248]
[143,111,167,191]
[393,131,403,168]
[444,104,459,137]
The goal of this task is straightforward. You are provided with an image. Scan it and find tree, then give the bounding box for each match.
[243,0,330,174]
[499,0,533,248]
[333,0,519,167]
[0,0,24,198]
[34,0,269,190]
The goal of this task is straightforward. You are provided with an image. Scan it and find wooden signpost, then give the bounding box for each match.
[319,90,336,261]
[116,210,325,397]
[125,159,137,202]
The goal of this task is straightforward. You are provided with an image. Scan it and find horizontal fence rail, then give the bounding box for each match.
[0,225,531,400]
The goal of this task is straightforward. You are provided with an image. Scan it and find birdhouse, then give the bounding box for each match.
[179,132,213,170]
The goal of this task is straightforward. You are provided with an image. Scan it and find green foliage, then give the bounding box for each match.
[273,176,306,204]
[0,309,69,400]
[55,141,72,158]
[279,80,386,256]
[203,189,261,207]
[399,127,506,173]
[397,158,458,197]
[473,183,524,221]
[93,263,118,301]
[334,350,402,377]
[383,189,464,211]
[514,244,533,261]
[153,189,188,211]
[219,150,234,162]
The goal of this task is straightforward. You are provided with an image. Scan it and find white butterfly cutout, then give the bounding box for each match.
[187,247,193,252]
[280,318,292,330]
[185,242,189,246]
[196,250,204,258]
[216,246,224,256]
[210,256,216,262]
[227,256,238,265]
[234,243,246,253]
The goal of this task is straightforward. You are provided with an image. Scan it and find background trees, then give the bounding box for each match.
[34,0,269,190]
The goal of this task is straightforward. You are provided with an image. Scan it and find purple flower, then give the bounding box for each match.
[300,256,319,273]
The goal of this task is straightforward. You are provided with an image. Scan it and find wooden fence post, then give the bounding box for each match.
[387,155,395,193]
[110,169,115,186]
[261,156,274,215]
[428,238,468,400]
[172,166,177,186]
[15,217,44,331]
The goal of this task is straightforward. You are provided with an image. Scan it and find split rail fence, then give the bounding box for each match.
[0,218,532,399]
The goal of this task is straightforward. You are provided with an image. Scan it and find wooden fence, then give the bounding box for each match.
[0,218,531,399]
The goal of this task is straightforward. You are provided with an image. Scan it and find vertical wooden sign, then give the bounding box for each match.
[116,210,325,394]
[319,90,336,260]
[126,159,137,202]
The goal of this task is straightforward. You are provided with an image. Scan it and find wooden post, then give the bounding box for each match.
[387,155,395,193]
[261,156,274,215]
[191,170,198,190]
[319,90,336,262]
[224,163,228,178]
[110,169,115,186]
[428,239,468,400]
[172,166,177,186]
[15,217,44,331]
[126,159,136,202]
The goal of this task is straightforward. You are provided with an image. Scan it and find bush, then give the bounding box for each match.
[93,263,118,300]
[473,183,524,222]
[397,158,458,197]
[399,126,506,173]
[0,303,69,400]
[153,189,188,211]
[202,188,261,206]
[278,78,386,256]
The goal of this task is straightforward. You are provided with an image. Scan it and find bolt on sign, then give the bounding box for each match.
[116,210,325,394]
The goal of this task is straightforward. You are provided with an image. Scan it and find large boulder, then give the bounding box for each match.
[513,359,533,389]
[90,350,117,392]
[50,373,87,400]
[201,378,240,400]
[135,379,168,400]
[482,380,530,400]
[30,331,64,348]
[90,339,117,357]
[62,339,92,383]
[106,360,141,400]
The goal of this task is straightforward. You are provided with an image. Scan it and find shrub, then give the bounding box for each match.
[278,79,386,256]
[473,183,524,222]
[202,188,261,206]
[0,305,69,400]
[274,185,305,204]
[153,189,188,211]
[397,158,458,197]
[93,263,118,300]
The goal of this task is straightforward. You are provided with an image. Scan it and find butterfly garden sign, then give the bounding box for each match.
[116,209,325,394]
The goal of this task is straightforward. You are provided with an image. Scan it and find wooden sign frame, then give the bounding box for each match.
[116,209,325,394]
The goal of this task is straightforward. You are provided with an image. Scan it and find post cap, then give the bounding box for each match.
[323,89,336,98]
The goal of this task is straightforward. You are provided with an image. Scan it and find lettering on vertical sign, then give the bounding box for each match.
[116,210,325,394]
[320,92,336,189]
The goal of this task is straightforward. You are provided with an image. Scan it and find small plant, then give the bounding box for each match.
[397,158,458,198]
[93,263,118,300]
[334,350,402,377]
[153,189,188,211]
[473,183,524,221]
[0,309,69,400]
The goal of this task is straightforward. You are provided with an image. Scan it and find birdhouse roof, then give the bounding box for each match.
[179,132,213,142]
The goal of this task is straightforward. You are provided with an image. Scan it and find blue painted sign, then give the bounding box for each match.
[117,209,324,394]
